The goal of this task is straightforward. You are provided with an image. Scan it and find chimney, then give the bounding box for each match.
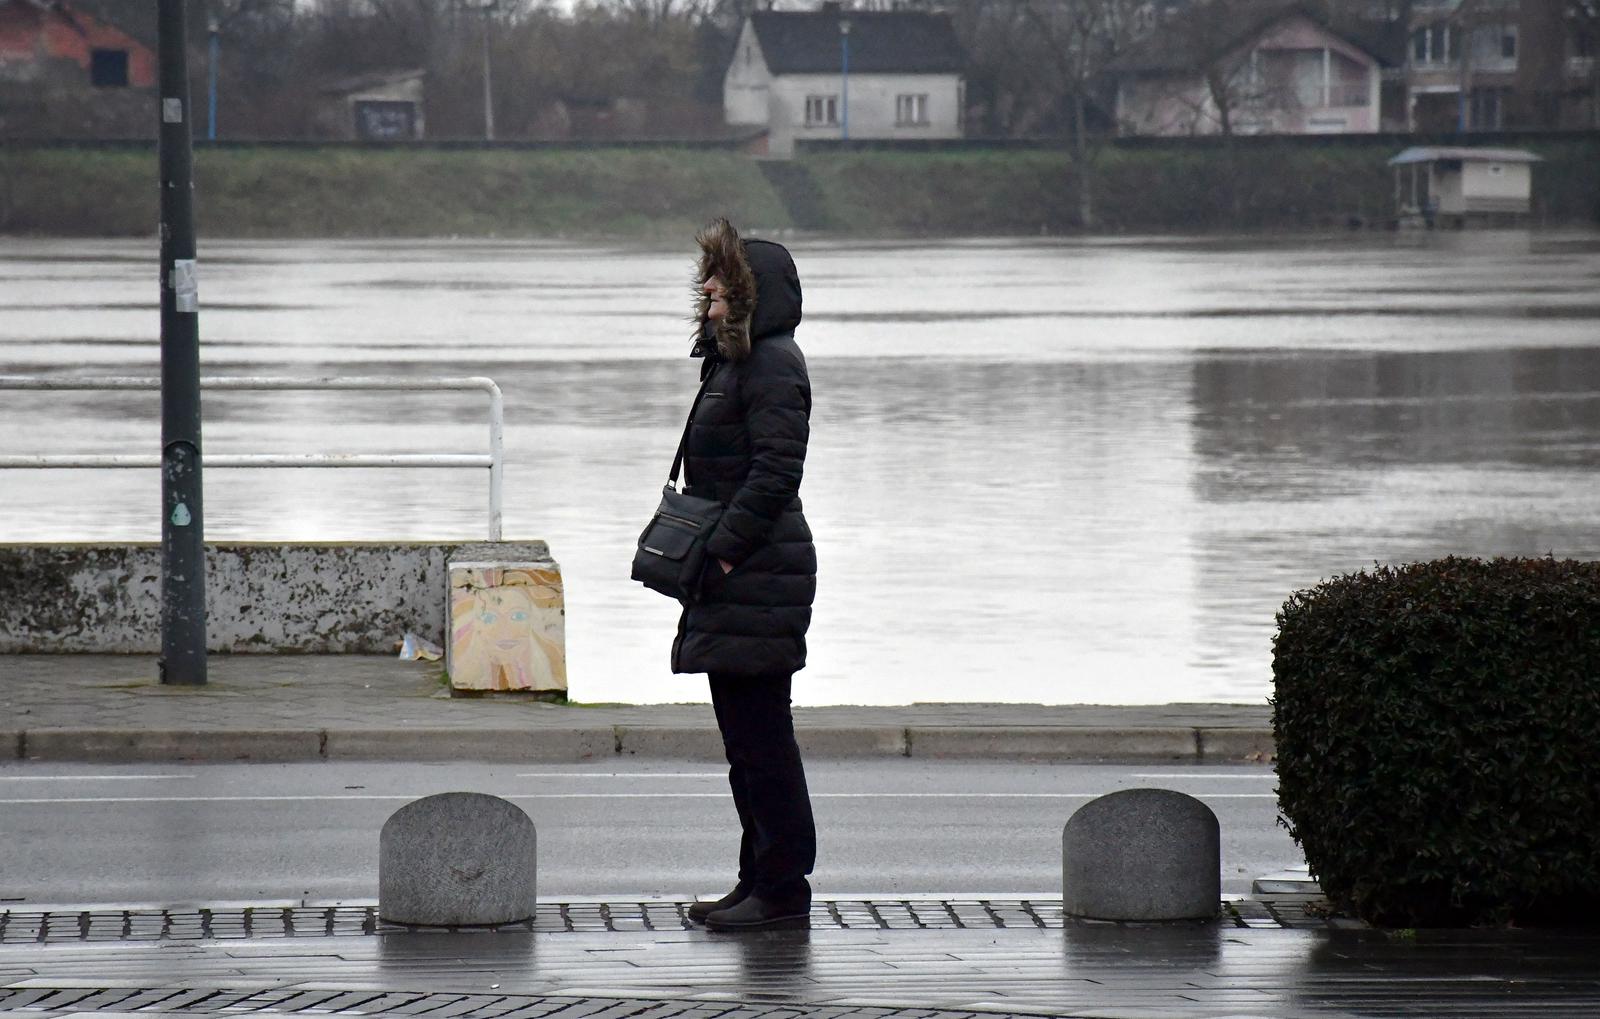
[821,1,842,14]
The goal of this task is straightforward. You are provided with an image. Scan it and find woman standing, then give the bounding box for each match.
[675,219,817,932]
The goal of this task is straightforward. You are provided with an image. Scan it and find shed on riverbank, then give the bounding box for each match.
[316,69,426,140]
[1388,146,1541,228]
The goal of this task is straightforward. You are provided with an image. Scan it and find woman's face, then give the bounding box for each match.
[704,275,729,323]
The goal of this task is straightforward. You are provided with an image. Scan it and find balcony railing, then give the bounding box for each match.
[1327,85,1370,108]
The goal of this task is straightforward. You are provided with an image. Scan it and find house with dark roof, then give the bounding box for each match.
[1110,2,1388,136]
[723,2,965,155]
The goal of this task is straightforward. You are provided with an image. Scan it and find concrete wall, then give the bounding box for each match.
[0,542,552,654]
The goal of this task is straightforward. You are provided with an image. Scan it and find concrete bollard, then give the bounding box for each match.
[1062,788,1220,921]
[379,792,537,926]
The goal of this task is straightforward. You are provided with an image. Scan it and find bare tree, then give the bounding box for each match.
[1015,0,1143,225]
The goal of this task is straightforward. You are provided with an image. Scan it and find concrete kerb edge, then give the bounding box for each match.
[18,728,325,763]
[10,725,1277,764]
[905,726,1201,761]
[1195,727,1276,761]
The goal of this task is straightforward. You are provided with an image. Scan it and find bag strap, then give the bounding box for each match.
[668,368,716,488]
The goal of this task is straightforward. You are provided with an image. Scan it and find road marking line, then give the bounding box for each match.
[0,792,1277,805]
[514,772,726,778]
[0,775,197,782]
[1132,773,1275,779]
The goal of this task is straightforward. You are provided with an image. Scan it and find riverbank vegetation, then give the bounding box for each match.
[1,137,1595,238]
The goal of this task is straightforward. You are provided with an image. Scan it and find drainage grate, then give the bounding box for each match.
[0,987,1054,1019]
[0,897,1348,944]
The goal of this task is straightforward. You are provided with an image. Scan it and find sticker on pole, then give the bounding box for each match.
[163,98,184,123]
[171,502,192,527]
[171,259,198,313]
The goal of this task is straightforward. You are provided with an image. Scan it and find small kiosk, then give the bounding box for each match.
[1388,146,1541,228]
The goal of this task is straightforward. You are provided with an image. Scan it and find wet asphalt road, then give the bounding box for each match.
[0,758,1301,906]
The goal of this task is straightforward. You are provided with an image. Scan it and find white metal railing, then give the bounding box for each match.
[0,375,504,540]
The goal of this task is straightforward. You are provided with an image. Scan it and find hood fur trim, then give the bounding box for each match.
[692,218,757,362]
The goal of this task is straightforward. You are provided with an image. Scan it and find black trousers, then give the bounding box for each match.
[708,671,817,906]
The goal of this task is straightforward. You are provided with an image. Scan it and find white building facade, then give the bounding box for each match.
[724,8,965,156]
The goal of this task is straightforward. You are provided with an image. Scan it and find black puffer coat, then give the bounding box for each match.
[672,239,816,678]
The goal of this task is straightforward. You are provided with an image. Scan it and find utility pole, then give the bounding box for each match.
[157,0,208,685]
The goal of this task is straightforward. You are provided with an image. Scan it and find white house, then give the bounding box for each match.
[1112,4,1388,136]
[723,3,966,156]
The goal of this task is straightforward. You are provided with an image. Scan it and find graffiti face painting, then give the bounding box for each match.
[450,567,566,692]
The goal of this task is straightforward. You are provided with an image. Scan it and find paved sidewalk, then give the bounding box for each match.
[3,906,1599,1018]
[0,657,1271,764]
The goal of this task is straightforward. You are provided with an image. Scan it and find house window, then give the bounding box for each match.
[895,93,929,126]
[1412,23,1457,64]
[90,48,130,88]
[804,94,838,127]
[1500,27,1516,60]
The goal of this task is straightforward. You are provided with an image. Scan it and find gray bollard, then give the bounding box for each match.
[1062,787,1220,921]
[379,792,537,926]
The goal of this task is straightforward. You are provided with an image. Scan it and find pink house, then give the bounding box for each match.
[1112,4,1387,136]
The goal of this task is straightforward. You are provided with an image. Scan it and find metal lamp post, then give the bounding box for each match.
[839,17,851,141]
[206,13,219,141]
[157,0,207,685]
[475,0,498,141]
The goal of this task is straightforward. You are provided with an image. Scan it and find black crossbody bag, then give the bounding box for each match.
[631,373,725,603]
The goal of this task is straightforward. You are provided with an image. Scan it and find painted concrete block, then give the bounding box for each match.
[447,562,566,693]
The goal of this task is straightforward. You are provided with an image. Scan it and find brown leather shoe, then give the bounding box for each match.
[687,881,750,925]
[704,893,810,932]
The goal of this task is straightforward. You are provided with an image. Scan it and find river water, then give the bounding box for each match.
[2,232,1597,706]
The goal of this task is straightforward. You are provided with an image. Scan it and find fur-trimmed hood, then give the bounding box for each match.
[692,218,803,362]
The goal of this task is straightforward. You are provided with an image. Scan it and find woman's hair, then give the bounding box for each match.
[693,217,757,362]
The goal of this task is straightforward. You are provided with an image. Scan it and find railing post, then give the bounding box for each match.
[486,379,504,541]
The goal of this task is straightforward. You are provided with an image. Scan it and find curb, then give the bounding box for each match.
[10,725,1276,764]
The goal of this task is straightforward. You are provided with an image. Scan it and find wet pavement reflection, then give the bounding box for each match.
[6,923,1600,1016]
[2,234,1597,707]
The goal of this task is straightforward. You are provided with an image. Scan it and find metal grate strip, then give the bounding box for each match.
[0,897,1345,944]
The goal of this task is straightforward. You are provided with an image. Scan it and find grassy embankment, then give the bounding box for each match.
[0,146,791,238]
[1,137,1595,237]
[798,136,1600,233]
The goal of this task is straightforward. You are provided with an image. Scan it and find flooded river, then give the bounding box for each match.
[2,231,1597,705]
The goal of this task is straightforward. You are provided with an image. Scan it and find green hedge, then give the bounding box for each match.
[1272,556,1600,927]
